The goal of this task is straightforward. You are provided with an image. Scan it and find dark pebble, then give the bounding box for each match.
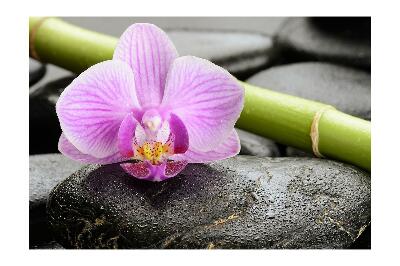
[29,58,46,86]
[30,154,83,248]
[276,17,370,69]
[247,62,371,120]
[311,17,371,39]
[47,156,370,249]
[30,241,64,249]
[236,128,280,157]
[168,30,279,79]
[29,76,75,154]
[349,224,371,249]
[285,147,314,158]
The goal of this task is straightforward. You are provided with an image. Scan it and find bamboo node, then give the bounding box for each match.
[29,17,50,61]
[310,106,335,158]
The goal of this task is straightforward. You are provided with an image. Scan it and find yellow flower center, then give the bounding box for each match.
[134,141,172,165]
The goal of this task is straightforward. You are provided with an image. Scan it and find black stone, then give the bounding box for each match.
[29,58,47,87]
[236,128,280,157]
[276,17,370,69]
[311,17,371,39]
[29,76,75,154]
[247,62,371,120]
[47,156,370,249]
[167,30,278,79]
[285,147,314,158]
[30,241,64,249]
[349,224,371,249]
[30,154,83,248]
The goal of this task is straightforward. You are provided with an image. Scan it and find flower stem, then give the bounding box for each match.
[29,17,371,171]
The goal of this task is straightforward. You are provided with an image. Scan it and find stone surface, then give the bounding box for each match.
[30,241,64,249]
[311,17,371,39]
[29,58,46,86]
[285,147,314,158]
[63,17,286,36]
[247,62,371,120]
[48,156,370,249]
[168,30,278,79]
[236,128,280,157]
[30,154,83,248]
[349,224,371,249]
[29,76,75,154]
[276,17,370,69]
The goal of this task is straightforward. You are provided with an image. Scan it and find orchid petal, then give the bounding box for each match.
[120,160,188,181]
[58,133,126,164]
[171,129,240,163]
[113,23,178,107]
[120,162,151,180]
[168,113,189,154]
[117,114,139,158]
[161,56,244,152]
[165,160,188,178]
[56,60,140,159]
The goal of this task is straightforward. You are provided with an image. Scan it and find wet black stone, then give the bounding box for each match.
[29,76,75,154]
[247,62,371,120]
[30,154,83,248]
[276,17,370,69]
[30,241,64,249]
[311,17,371,39]
[236,128,280,157]
[349,224,371,249]
[285,147,314,158]
[29,58,46,87]
[168,30,278,79]
[47,156,370,249]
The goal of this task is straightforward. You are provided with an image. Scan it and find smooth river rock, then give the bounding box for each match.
[247,62,371,120]
[349,224,371,249]
[30,154,83,248]
[311,17,371,39]
[168,30,278,79]
[30,241,64,250]
[47,156,370,249]
[285,147,314,158]
[236,128,280,157]
[29,58,46,86]
[276,17,370,69]
[29,76,75,154]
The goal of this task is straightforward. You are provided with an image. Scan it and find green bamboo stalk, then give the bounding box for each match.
[29,17,371,171]
[236,84,371,170]
[29,17,117,73]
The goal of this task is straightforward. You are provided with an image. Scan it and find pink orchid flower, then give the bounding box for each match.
[56,23,244,181]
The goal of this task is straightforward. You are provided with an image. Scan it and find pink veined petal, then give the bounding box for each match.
[161,56,244,152]
[170,129,240,163]
[113,23,178,107]
[168,113,189,154]
[58,133,127,164]
[56,60,140,159]
[117,113,139,158]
